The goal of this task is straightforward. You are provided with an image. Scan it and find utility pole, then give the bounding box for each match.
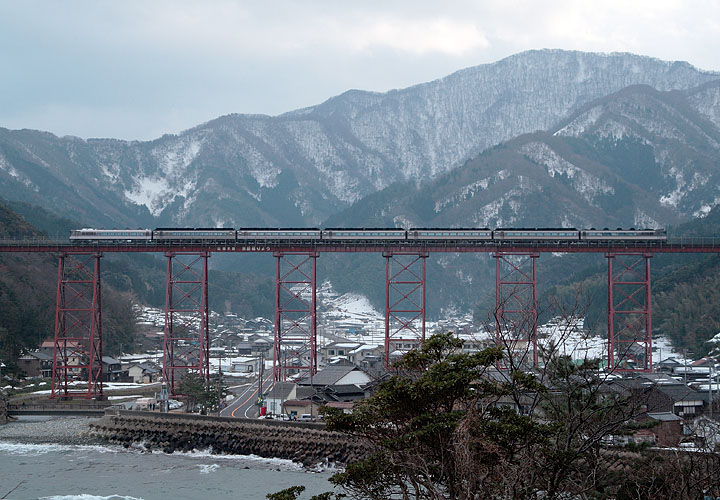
[257,351,264,415]
[310,361,314,420]
[217,357,223,417]
[710,365,714,420]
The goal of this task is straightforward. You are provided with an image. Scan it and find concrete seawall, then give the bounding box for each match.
[89,411,371,466]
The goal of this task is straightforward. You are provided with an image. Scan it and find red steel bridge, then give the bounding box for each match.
[1,236,718,399]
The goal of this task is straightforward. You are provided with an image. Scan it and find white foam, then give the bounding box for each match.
[198,463,219,474]
[0,442,121,457]
[39,495,145,500]
[157,447,303,470]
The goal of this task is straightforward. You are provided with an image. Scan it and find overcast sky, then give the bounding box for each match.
[1,0,719,140]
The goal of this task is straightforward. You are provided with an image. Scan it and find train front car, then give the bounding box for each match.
[69,229,153,242]
[152,228,236,243]
[322,228,407,241]
[580,228,667,241]
[493,228,579,242]
[237,228,322,241]
[407,228,493,241]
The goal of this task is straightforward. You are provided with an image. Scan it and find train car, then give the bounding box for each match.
[237,228,322,240]
[152,228,236,241]
[70,229,152,241]
[580,228,666,241]
[322,228,407,240]
[493,228,580,241]
[407,228,493,240]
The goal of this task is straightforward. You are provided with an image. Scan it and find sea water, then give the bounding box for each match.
[0,436,336,500]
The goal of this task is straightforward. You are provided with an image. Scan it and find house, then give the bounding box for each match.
[320,342,362,362]
[348,344,384,365]
[263,381,296,415]
[296,364,372,388]
[637,412,684,446]
[316,384,367,402]
[613,373,708,418]
[230,356,260,373]
[127,362,160,383]
[102,356,124,382]
[264,382,322,417]
[324,401,355,414]
[283,398,321,418]
[235,341,253,356]
[248,335,272,353]
[39,341,83,375]
[17,351,53,378]
[655,357,683,373]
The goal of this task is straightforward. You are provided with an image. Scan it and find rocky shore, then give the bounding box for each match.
[0,415,101,445]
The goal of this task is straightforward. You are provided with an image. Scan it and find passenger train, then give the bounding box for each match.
[69,227,667,242]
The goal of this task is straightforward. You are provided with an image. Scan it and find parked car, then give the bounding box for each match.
[168,399,184,410]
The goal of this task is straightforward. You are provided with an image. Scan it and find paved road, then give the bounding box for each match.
[221,372,274,419]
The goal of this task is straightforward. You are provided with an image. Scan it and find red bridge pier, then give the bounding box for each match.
[607,252,652,372]
[494,252,539,367]
[273,251,318,382]
[163,251,210,396]
[384,252,427,369]
[51,252,103,399]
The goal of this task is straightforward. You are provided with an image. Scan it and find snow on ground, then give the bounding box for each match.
[132,285,689,369]
[538,317,606,361]
[652,335,686,364]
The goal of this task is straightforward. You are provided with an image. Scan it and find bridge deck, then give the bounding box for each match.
[0,239,719,253]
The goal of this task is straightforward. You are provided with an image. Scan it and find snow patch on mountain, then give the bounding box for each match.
[151,137,202,177]
[125,173,198,218]
[99,162,121,183]
[634,209,660,228]
[472,186,524,227]
[520,142,614,203]
[555,106,603,137]
[687,83,720,129]
[435,178,490,212]
[0,154,18,179]
[659,169,710,209]
[393,214,414,229]
[0,153,37,191]
[594,119,640,142]
[693,197,720,217]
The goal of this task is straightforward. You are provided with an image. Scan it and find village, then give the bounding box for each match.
[7,280,720,452]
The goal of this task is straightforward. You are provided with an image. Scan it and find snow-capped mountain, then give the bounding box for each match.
[0,50,717,228]
[331,81,720,230]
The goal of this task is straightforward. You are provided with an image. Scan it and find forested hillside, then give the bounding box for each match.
[0,200,274,373]
[0,202,141,373]
[541,206,720,355]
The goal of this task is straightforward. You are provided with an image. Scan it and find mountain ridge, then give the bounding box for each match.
[0,49,717,230]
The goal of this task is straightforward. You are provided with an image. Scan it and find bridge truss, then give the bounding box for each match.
[384,252,427,369]
[163,252,210,396]
[51,252,103,399]
[3,237,720,399]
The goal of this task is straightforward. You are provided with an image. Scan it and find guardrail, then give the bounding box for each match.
[8,404,108,416]
[1,237,720,253]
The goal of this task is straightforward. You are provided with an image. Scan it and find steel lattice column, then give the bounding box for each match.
[384,252,428,369]
[607,252,652,372]
[273,252,318,382]
[163,252,210,396]
[494,252,539,367]
[51,253,103,399]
